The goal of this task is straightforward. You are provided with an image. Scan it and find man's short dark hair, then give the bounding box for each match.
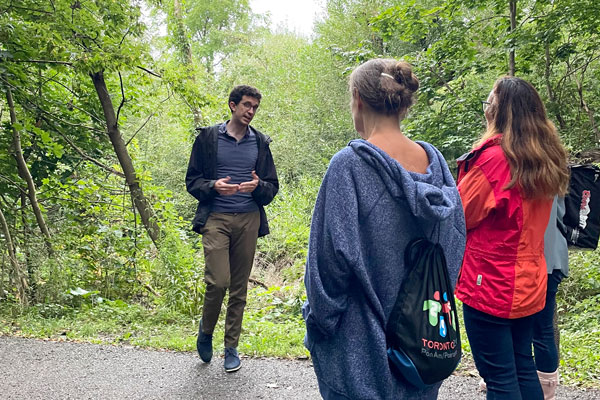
[228,85,262,107]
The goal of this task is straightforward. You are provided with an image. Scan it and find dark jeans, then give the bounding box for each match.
[463,304,543,400]
[533,270,564,372]
[199,211,260,348]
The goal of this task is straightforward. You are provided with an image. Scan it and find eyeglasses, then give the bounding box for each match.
[481,101,491,113]
[240,101,259,112]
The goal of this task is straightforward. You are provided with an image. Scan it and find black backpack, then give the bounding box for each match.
[560,164,600,250]
[386,237,461,389]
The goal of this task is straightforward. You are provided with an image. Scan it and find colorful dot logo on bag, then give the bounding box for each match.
[423,291,454,337]
[439,316,447,337]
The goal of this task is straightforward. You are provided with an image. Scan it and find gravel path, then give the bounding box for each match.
[0,336,597,399]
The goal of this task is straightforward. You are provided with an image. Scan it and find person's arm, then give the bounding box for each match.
[554,196,570,275]
[302,154,358,341]
[251,143,279,206]
[457,165,496,230]
[185,135,218,203]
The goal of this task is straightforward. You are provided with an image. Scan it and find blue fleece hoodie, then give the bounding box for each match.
[303,140,466,399]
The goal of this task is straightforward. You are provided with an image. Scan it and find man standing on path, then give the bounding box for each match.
[186,85,279,372]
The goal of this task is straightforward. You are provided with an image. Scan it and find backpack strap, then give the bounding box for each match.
[456,136,501,176]
[456,150,479,174]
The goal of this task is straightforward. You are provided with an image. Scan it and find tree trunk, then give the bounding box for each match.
[5,84,53,256]
[21,191,35,300]
[575,75,600,144]
[90,71,161,247]
[0,206,28,305]
[508,0,517,76]
[172,0,202,126]
[173,0,193,66]
[544,44,567,130]
[0,254,5,301]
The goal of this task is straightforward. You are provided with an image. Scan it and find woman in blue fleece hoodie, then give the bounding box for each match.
[302,59,466,399]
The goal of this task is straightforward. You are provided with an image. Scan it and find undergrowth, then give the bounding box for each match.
[0,285,308,359]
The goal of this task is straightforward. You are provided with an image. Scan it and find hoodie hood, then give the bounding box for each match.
[349,139,460,223]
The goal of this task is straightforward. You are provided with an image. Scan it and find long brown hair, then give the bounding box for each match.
[475,77,569,198]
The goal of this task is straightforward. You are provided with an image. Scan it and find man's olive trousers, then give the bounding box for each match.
[199,211,260,348]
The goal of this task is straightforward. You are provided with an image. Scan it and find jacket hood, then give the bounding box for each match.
[349,139,460,223]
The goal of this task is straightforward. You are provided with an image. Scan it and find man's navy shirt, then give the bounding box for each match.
[212,122,259,213]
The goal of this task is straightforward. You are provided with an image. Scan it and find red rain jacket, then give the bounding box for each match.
[455,135,550,319]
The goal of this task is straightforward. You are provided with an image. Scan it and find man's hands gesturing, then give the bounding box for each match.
[239,171,260,193]
[214,177,240,196]
[214,171,259,196]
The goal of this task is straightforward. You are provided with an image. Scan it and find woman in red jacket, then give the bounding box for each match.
[456,77,569,400]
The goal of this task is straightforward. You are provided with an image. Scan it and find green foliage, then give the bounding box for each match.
[558,251,600,385]
[151,225,204,317]
[216,31,356,180]
[0,287,307,358]
[256,177,319,276]
[241,285,307,357]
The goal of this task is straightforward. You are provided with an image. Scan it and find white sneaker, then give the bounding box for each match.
[478,378,487,392]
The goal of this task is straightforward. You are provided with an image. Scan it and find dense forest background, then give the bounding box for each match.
[1,0,599,386]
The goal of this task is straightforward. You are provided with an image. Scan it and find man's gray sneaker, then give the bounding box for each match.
[224,347,241,372]
[196,321,213,363]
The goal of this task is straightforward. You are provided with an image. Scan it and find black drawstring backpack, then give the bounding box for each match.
[561,164,600,250]
[386,236,461,389]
